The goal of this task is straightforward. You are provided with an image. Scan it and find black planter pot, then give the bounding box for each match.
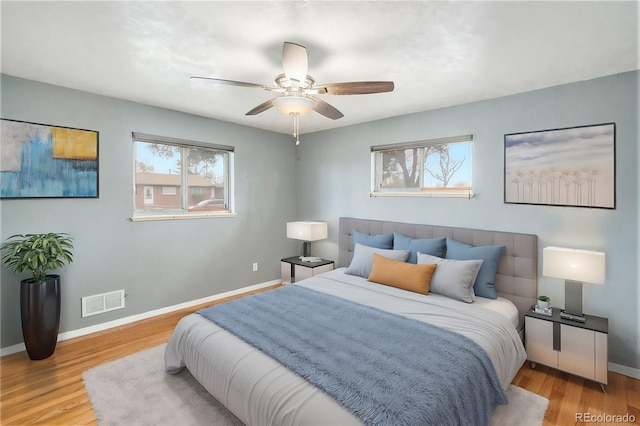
[20,275,61,360]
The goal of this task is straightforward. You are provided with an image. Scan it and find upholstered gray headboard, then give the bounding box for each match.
[338,217,537,334]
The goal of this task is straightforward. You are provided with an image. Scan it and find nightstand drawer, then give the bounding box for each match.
[525,316,558,367]
[293,263,333,281]
[558,324,595,379]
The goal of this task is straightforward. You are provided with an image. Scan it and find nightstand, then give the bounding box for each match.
[525,307,608,392]
[281,256,334,284]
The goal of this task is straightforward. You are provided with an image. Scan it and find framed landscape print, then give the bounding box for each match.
[504,123,615,209]
[1,119,99,198]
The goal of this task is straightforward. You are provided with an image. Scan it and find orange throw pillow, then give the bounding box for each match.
[368,253,437,295]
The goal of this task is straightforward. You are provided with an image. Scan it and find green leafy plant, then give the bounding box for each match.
[537,295,550,302]
[1,233,74,282]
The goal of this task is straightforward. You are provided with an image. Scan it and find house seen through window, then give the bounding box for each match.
[371,135,473,197]
[133,133,234,217]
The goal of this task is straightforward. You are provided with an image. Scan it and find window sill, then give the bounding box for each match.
[369,190,475,199]
[131,212,237,222]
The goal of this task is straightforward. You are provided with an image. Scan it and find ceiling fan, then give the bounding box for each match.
[191,42,394,144]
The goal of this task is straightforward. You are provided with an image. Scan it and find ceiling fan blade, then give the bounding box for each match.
[191,76,266,90]
[309,96,344,120]
[313,81,394,95]
[245,98,276,116]
[282,42,308,84]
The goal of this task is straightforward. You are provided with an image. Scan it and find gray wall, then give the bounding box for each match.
[2,72,638,372]
[0,75,296,347]
[297,71,639,370]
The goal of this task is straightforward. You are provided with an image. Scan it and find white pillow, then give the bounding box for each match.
[416,253,483,303]
[345,243,410,278]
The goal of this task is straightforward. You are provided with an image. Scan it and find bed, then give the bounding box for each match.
[165,217,537,425]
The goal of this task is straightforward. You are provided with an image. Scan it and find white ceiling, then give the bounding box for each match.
[1,1,638,136]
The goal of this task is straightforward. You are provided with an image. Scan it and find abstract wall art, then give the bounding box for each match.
[1,119,99,198]
[504,123,615,209]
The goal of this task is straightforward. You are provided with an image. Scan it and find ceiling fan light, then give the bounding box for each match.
[273,95,315,116]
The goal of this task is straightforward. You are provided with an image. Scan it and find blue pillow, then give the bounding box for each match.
[444,238,504,299]
[352,230,393,249]
[393,233,446,264]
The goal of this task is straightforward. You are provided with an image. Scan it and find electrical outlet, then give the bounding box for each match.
[252,262,258,272]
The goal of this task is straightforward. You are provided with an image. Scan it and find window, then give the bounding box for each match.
[132,132,234,220]
[371,135,473,198]
[162,186,177,196]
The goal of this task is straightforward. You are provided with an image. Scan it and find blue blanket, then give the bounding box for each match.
[198,285,507,426]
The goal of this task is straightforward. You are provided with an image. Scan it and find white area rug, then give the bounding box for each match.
[83,344,548,426]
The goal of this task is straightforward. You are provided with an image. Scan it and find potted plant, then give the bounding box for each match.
[1,233,73,360]
[537,295,551,309]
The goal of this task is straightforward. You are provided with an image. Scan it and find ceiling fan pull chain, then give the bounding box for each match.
[293,113,297,138]
[294,114,301,145]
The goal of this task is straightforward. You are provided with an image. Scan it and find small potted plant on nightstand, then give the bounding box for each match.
[1,233,74,360]
[537,295,551,309]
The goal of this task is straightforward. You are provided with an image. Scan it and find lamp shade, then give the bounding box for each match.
[286,221,328,242]
[543,246,605,284]
[274,96,316,116]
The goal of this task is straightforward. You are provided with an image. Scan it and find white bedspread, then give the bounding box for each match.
[165,268,526,426]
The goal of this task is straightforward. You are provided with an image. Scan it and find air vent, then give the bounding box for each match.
[82,290,125,317]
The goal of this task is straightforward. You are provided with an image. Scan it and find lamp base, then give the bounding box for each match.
[564,279,585,322]
[560,310,586,323]
[302,241,311,257]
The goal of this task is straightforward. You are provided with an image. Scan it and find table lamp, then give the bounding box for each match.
[286,221,328,257]
[543,246,605,323]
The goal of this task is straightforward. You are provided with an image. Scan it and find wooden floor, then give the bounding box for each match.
[1,284,638,425]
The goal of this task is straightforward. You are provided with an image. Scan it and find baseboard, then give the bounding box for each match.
[0,279,281,357]
[608,362,640,379]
